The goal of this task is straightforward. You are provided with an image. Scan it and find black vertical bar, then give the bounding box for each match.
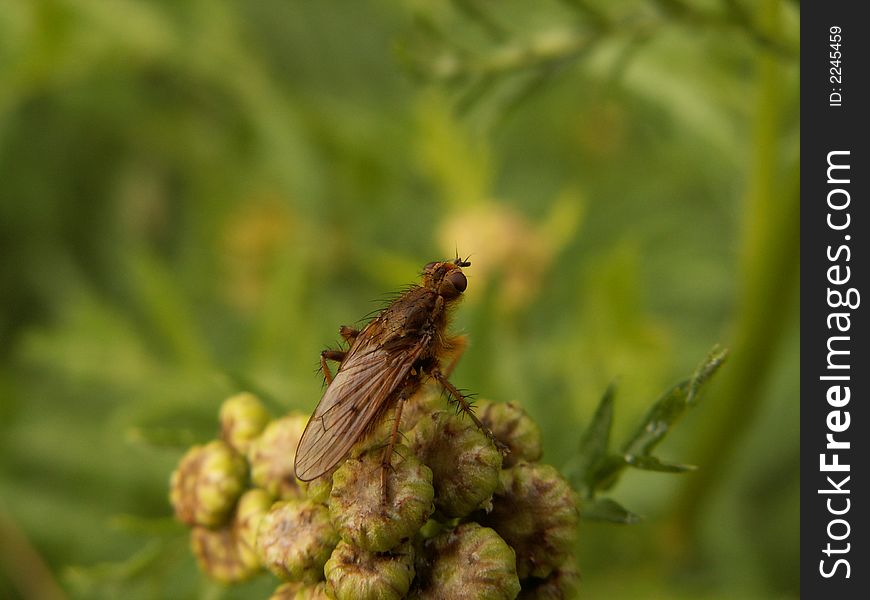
[801,2,869,597]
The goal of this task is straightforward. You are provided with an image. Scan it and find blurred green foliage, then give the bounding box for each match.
[0,0,798,598]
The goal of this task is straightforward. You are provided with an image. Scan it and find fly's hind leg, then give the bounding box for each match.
[430,367,510,455]
[380,386,413,506]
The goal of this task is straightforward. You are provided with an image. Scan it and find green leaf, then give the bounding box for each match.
[587,454,627,492]
[567,347,727,517]
[621,346,728,457]
[589,453,696,494]
[580,498,642,524]
[567,383,616,492]
[622,454,696,473]
[64,540,166,588]
[686,345,729,406]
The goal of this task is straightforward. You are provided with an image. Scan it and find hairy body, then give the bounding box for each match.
[294,258,503,500]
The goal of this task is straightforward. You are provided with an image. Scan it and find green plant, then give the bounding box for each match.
[166,347,724,598]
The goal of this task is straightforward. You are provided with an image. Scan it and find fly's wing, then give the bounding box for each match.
[294,334,424,481]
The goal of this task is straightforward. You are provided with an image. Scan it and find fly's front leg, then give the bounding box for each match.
[320,327,359,385]
[430,367,510,455]
[320,349,346,385]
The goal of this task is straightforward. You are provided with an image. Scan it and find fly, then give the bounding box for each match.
[293,257,506,502]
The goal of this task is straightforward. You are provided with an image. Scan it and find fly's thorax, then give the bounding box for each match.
[375,287,439,341]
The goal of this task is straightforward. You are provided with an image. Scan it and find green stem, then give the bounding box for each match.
[0,508,68,600]
[667,0,798,554]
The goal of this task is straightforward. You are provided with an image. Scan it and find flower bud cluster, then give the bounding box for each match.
[169,391,578,598]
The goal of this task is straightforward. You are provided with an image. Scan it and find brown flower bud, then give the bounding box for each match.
[169,440,247,527]
[477,400,543,467]
[247,413,308,499]
[344,390,441,461]
[189,488,273,583]
[518,560,580,600]
[190,524,258,584]
[256,499,339,583]
[409,411,502,517]
[329,446,434,552]
[412,522,520,600]
[235,488,273,569]
[481,462,578,579]
[325,541,415,600]
[269,581,330,599]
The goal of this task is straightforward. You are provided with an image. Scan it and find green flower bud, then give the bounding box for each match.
[189,488,273,583]
[329,446,434,552]
[477,400,542,468]
[348,391,442,460]
[409,411,501,518]
[304,474,333,505]
[270,581,331,599]
[412,522,520,600]
[417,518,447,541]
[235,488,274,569]
[220,392,271,454]
[170,440,247,527]
[325,541,415,600]
[517,560,580,600]
[257,499,339,583]
[481,462,578,579]
[247,414,308,499]
[395,389,443,432]
[190,523,259,584]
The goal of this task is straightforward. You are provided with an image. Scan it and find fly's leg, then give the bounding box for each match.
[320,350,346,385]
[380,388,411,506]
[430,368,510,455]
[320,327,359,385]
[339,326,359,344]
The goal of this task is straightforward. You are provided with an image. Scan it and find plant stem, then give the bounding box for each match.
[0,508,68,600]
[665,0,798,558]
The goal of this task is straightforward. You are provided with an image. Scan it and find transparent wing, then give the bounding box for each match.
[294,336,424,481]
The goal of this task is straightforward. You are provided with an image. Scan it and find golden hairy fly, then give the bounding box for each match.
[294,257,505,501]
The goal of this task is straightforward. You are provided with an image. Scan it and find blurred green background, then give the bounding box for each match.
[0,1,799,598]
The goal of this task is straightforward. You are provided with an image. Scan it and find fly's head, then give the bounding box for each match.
[421,257,470,301]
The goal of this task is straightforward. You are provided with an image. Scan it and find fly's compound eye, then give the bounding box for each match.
[447,270,467,293]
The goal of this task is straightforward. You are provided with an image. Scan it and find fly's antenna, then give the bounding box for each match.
[453,249,472,268]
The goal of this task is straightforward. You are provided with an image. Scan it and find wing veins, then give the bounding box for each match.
[295,337,426,480]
